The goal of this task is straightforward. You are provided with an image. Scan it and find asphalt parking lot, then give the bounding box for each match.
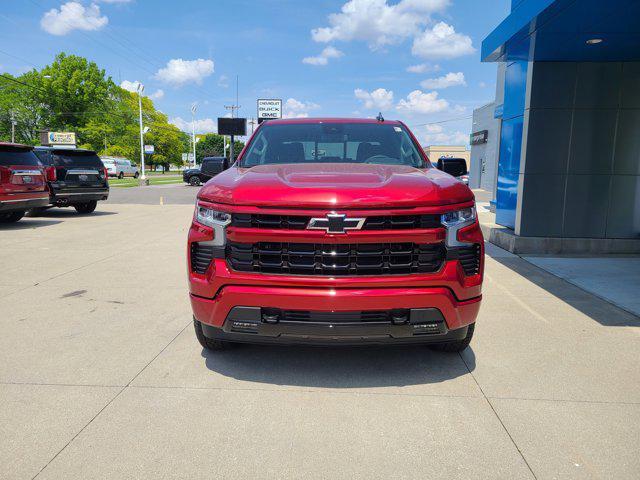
[1,185,639,479]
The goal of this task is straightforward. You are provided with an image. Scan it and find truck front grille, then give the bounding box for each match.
[230,213,441,230]
[226,241,446,276]
[447,244,481,276]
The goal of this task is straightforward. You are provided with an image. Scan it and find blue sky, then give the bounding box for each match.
[1,0,509,144]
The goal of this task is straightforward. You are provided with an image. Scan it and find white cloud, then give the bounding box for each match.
[41,2,108,36]
[420,71,466,89]
[412,22,475,59]
[479,81,488,88]
[218,75,229,88]
[312,0,449,50]
[396,89,449,114]
[302,46,344,66]
[119,80,142,93]
[283,98,320,118]
[96,0,132,3]
[170,117,217,134]
[149,89,164,100]
[154,58,214,87]
[422,124,469,146]
[406,63,440,73]
[354,88,394,110]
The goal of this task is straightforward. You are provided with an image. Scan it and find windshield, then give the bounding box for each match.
[0,147,40,166]
[240,123,426,168]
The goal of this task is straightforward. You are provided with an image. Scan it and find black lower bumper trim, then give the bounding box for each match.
[199,306,468,346]
[51,190,109,205]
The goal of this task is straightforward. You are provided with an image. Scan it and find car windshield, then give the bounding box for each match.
[0,147,40,166]
[240,122,426,168]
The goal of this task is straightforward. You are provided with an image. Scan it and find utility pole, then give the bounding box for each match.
[136,83,147,181]
[224,105,240,163]
[10,111,16,143]
[224,75,241,162]
[191,103,197,167]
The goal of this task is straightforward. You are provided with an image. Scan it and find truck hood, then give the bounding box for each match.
[198,163,473,208]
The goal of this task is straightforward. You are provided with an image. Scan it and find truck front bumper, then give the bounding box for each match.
[191,285,480,345]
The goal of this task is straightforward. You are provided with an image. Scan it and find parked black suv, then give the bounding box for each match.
[33,147,109,214]
[183,156,228,186]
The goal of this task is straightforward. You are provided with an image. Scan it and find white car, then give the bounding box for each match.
[101,157,140,179]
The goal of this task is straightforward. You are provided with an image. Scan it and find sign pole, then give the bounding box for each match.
[230,135,234,163]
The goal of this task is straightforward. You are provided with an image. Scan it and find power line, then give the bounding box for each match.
[409,115,473,128]
[23,0,227,106]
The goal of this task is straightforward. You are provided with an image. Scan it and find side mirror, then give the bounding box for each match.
[201,158,227,177]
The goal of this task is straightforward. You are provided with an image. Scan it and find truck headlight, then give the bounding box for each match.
[441,206,476,247]
[194,203,231,246]
[441,207,476,227]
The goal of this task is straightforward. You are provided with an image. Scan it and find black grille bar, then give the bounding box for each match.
[231,213,441,230]
[227,241,446,276]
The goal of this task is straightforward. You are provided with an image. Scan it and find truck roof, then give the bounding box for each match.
[261,117,403,126]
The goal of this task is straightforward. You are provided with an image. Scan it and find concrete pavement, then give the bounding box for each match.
[1,201,639,479]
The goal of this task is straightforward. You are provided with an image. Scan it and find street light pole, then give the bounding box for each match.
[136,83,146,181]
[191,103,197,168]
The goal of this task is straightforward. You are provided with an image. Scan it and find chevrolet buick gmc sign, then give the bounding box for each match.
[40,131,76,147]
[257,99,282,124]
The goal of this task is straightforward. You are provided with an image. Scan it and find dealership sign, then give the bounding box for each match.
[144,145,155,154]
[470,130,488,145]
[257,99,282,123]
[40,131,76,147]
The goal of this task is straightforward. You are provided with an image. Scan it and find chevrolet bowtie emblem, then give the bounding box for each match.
[307,213,366,234]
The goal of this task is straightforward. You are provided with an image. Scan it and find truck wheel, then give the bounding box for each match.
[189,176,201,186]
[134,172,139,179]
[430,323,475,352]
[0,211,25,223]
[193,319,234,351]
[118,172,124,179]
[74,200,97,214]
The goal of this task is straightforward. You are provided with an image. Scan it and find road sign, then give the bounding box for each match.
[257,99,282,123]
[144,145,154,154]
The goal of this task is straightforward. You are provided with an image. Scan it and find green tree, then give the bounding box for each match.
[195,133,245,163]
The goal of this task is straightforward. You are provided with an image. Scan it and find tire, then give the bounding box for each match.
[0,211,25,223]
[74,200,98,214]
[193,319,234,351]
[118,172,124,179]
[189,176,201,186]
[430,323,475,353]
[134,171,139,179]
[26,207,48,217]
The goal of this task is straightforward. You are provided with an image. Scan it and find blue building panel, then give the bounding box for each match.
[495,61,528,229]
[496,116,524,228]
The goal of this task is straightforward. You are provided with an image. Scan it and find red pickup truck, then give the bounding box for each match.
[188,118,483,352]
[0,143,49,223]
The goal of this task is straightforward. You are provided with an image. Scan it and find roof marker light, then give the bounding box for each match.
[586,38,603,45]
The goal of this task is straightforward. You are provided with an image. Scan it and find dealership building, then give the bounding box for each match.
[475,0,640,253]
